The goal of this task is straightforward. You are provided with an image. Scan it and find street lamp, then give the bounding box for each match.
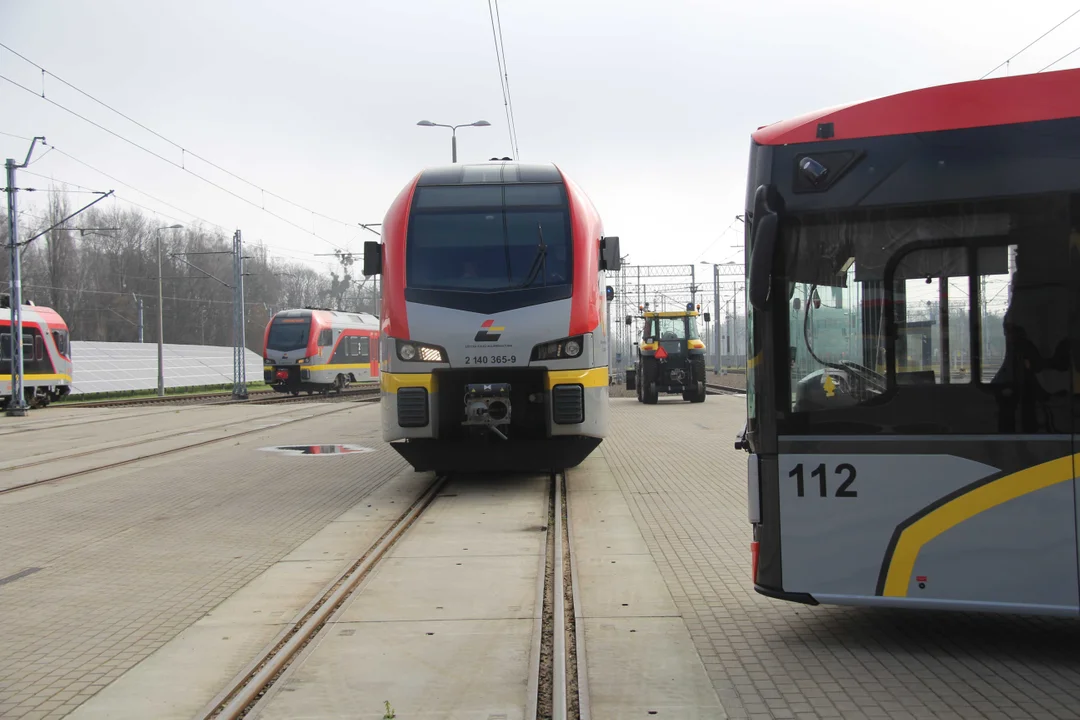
[156,224,183,396]
[416,119,491,163]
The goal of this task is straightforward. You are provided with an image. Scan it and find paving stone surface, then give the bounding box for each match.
[0,401,405,719]
[600,394,1080,720]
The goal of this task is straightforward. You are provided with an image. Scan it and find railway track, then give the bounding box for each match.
[202,471,586,720]
[50,384,380,410]
[0,399,374,497]
[705,381,746,395]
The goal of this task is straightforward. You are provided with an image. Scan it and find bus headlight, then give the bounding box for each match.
[397,339,448,363]
[531,335,585,361]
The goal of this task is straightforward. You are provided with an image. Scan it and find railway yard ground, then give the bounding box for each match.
[2,392,1080,720]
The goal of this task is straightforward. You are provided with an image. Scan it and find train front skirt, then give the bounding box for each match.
[390,436,603,473]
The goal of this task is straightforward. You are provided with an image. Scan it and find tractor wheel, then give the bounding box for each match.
[691,382,707,403]
[642,360,659,405]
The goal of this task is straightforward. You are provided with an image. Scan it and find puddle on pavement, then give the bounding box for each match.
[259,444,376,456]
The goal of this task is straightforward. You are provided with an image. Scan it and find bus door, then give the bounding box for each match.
[775,199,1077,613]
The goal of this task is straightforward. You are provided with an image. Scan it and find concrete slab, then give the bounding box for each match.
[568,490,635,520]
[338,555,539,622]
[68,623,281,720]
[199,560,345,626]
[254,619,535,720]
[279,521,390,563]
[331,471,434,523]
[583,617,726,720]
[575,554,680,618]
[570,514,650,556]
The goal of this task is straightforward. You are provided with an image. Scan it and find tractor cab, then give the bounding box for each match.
[625,305,709,404]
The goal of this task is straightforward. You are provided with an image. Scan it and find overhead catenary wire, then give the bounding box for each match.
[0,72,346,252]
[21,150,326,265]
[487,0,520,159]
[0,41,357,231]
[980,7,1080,78]
[1039,42,1080,72]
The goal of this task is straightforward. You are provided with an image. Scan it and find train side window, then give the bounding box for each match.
[359,337,370,362]
[892,247,973,385]
[318,329,333,347]
[346,336,359,357]
[0,333,9,361]
[35,336,43,361]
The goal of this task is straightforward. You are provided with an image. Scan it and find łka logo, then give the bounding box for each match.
[474,319,504,342]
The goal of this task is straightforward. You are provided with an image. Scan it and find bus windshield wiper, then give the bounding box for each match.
[516,223,548,289]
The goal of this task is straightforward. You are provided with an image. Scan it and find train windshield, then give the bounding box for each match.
[406,184,572,292]
[267,318,310,351]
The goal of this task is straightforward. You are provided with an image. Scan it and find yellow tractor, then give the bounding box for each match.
[625,305,709,404]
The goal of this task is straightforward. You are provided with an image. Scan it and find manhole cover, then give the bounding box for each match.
[259,444,376,456]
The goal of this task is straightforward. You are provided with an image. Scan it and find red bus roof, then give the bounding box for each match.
[752,68,1080,146]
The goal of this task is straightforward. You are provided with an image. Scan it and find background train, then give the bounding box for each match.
[362,161,620,473]
[262,308,380,395]
[1,297,72,408]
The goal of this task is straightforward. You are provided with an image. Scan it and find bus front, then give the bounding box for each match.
[742,69,1080,616]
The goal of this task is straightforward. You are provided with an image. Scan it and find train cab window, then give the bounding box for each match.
[52,330,68,356]
[318,329,333,347]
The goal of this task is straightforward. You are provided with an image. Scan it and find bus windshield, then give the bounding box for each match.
[406,184,572,292]
[782,206,1015,410]
[267,319,310,351]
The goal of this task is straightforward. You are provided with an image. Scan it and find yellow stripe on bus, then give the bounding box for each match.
[380,372,435,393]
[0,373,71,382]
[547,367,608,389]
[881,453,1079,597]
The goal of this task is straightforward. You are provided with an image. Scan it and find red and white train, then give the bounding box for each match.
[363,161,620,473]
[1,299,72,408]
[262,308,380,395]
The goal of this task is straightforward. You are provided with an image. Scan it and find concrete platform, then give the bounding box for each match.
[5,392,1080,720]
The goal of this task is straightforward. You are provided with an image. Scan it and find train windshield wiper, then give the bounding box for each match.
[515,223,548,289]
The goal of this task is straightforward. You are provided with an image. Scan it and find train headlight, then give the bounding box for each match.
[396,339,448,363]
[530,335,585,361]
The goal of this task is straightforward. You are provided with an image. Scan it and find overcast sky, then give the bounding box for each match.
[2,0,1078,274]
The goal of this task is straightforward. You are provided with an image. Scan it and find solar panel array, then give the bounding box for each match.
[69,342,265,395]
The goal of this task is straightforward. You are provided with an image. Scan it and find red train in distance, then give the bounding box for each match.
[262,308,379,395]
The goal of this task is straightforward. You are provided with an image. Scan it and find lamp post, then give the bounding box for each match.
[156,224,183,396]
[416,120,491,163]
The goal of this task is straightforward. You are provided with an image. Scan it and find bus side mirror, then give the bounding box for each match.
[362,241,382,276]
[748,184,779,311]
[600,236,621,271]
[703,312,711,323]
